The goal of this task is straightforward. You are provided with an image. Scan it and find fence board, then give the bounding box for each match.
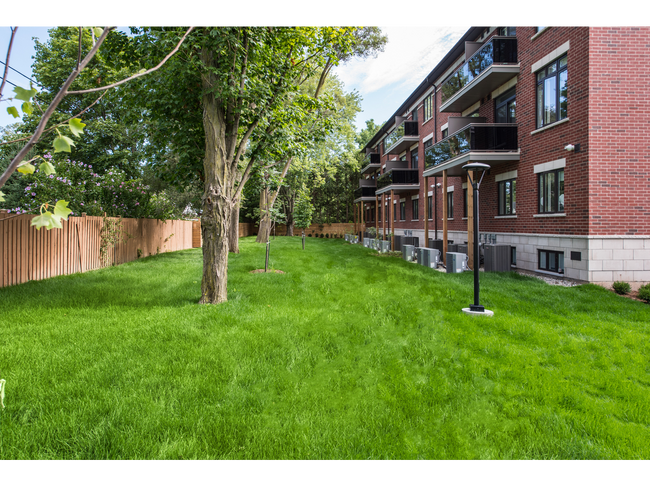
[0,214,195,288]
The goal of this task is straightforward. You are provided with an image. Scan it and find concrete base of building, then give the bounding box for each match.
[393,227,650,288]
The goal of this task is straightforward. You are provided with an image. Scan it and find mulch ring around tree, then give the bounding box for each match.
[249,269,286,274]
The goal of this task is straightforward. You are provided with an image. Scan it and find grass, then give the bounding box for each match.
[0,236,649,459]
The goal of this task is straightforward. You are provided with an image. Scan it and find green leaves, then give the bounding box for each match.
[68,118,86,137]
[6,84,37,119]
[31,200,72,230]
[0,191,5,202]
[13,85,37,102]
[17,163,36,175]
[53,199,73,220]
[92,27,103,38]
[50,118,84,153]
[53,135,76,153]
[40,160,56,175]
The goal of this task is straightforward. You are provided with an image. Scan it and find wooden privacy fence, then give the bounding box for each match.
[0,212,193,288]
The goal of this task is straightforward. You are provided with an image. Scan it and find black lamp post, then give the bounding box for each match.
[462,162,492,316]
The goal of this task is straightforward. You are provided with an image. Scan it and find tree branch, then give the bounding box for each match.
[77,27,82,70]
[0,91,108,147]
[0,27,18,101]
[66,27,194,95]
[0,27,114,189]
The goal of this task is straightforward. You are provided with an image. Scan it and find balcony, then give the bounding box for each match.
[361,152,381,175]
[440,36,519,113]
[423,123,519,177]
[375,169,419,195]
[353,186,377,201]
[384,120,419,155]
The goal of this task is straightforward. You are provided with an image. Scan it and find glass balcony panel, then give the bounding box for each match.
[441,37,518,104]
[361,152,381,173]
[354,186,377,199]
[424,124,518,169]
[384,121,419,153]
[376,169,419,190]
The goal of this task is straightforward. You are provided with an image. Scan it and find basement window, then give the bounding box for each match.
[538,249,564,274]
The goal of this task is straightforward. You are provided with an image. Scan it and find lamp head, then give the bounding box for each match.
[462,163,491,188]
[462,162,491,173]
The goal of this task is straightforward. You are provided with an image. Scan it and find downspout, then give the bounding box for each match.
[432,79,438,241]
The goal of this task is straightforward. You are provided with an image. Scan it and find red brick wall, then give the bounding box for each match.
[476,27,592,236]
[363,27,650,240]
[587,27,650,235]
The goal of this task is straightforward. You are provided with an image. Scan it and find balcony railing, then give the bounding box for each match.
[441,37,518,104]
[424,124,518,169]
[354,186,377,199]
[383,121,419,154]
[361,152,381,173]
[376,169,419,190]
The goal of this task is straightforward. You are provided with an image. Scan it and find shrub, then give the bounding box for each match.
[320,233,324,238]
[325,233,329,238]
[13,154,178,219]
[308,233,312,237]
[638,283,650,303]
[612,281,631,295]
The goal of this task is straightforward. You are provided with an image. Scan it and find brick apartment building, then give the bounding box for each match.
[353,26,650,288]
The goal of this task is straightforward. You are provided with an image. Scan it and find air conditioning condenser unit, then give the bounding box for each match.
[446,252,468,273]
[416,247,440,268]
[402,244,416,262]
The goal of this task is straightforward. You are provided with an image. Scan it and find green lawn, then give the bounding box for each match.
[0,236,648,459]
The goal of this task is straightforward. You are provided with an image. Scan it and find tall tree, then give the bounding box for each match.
[251,27,385,242]
[134,27,380,304]
[0,26,193,228]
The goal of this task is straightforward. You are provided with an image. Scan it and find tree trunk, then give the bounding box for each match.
[256,186,271,243]
[282,186,295,236]
[229,197,240,253]
[199,49,232,305]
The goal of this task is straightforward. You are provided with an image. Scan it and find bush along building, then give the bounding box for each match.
[353,26,650,289]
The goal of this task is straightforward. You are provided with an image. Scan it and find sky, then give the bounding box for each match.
[0,25,469,132]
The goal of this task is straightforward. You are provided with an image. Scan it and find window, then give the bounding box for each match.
[410,148,418,169]
[536,55,567,128]
[538,169,564,213]
[441,128,448,138]
[400,155,406,163]
[499,27,516,36]
[400,202,406,221]
[447,191,453,219]
[423,94,433,121]
[411,108,418,122]
[495,88,516,123]
[428,195,433,220]
[463,188,468,217]
[393,203,397,222]
[539,249,564,274]
[423,139,433,150]
[378,207,381,222]
[511,247,517,266]
[412,199,419,220]
[498,179,516,215]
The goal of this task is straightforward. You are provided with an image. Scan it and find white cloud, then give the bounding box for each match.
[334,26,469,96]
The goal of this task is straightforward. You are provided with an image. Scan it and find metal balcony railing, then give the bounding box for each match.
[383,121,419,153]
[361,152,381,173]
[354,186,377,199]
[424,124,518,169]
[376,169,419,190]
[441,37,518,104]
